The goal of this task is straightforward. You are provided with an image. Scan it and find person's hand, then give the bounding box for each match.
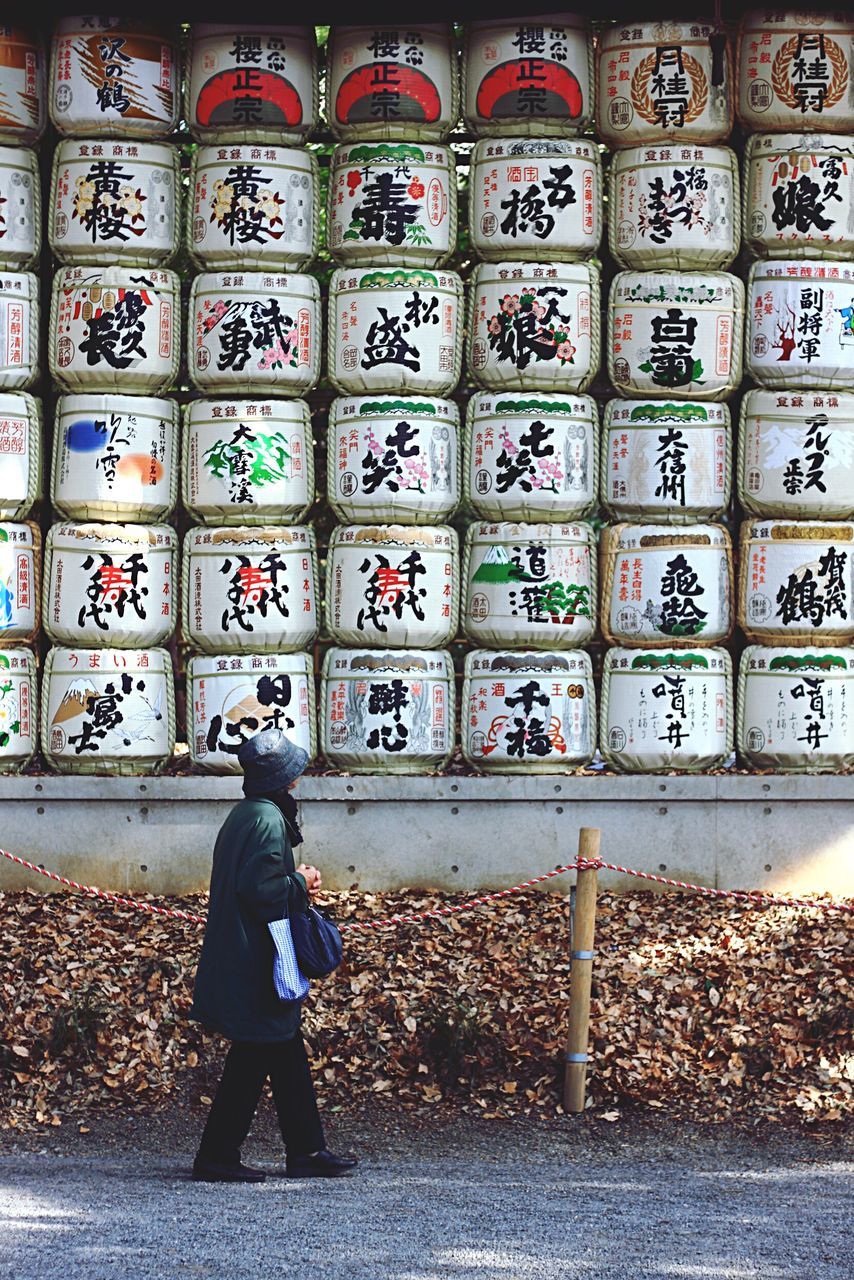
[297,864,322,893]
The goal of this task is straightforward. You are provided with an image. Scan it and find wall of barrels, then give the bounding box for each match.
[0,13,852,778]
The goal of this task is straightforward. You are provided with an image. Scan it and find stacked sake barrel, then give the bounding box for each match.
[735,11,854,772]
[0,28,44,773]
[318,25,462,773]
[181,25,322,775]
[32,19,186,775]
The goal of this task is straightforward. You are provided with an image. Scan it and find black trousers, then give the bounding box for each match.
[197,1032,325,1164]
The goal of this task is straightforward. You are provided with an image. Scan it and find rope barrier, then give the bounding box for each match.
[2,845,852,925]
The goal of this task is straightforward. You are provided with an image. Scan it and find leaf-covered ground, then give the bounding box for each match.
[1,887,851,1133]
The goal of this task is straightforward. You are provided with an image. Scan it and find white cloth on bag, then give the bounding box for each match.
[268,918,310,1002]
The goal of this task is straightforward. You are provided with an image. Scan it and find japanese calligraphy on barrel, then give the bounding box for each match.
[0,272,38,390]
[746,259,854,389]
[328,142,456,268]
[0,28,45,145]
[601,399,730,523]
[0,520,39,642]
[0,145,40,270]
[738,518,854,644]
[609,145,739,270]
[189,145,318,271]
[738,389,854,519]
[0,647,36,772]
[182,525,318,655]
[737,11,854,135]
[464,392,597,523]
[468,261,600,393]
[41,645,175,775]
[462,521,596,651]
[743,134,854,260]
[188,271,320,396]
[52,395,178,523]
[600,522,733,647]
[462,648,595,774]
[49,19,179,139]
[468,138,601,262]
[328,268,463,396]
[608,270,744,401]
[43,522,176,649]
[463,16,594,137]
[187,652,315,774]
[600,646,733,772]
[326,524,458,650]
[328,395,458,525]
[0,392,41,520]
[50,139,180,267]
[320,646,454,774]
[596,21,733,148]
[49,266,179,394]
[326,24,458,142]
[737,644,854,771]
[183,398,313,527]
[185,24,318,145]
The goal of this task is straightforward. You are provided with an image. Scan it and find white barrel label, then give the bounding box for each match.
[0,28,45,144]
[0,145,39,269]
[740,520,854,642]
[738,389,854,519]
[737,12,854,133]
[738,646,854,770]
[0,271,37,390]
[189,652,314,772]
[0,392,39,520]
[0,648,36,770]
[0,520,38,641]
[747,259,854,389]
[744,134,854,259]
[327,25,457,140]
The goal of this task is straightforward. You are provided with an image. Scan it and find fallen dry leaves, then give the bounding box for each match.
[0,887,851,1133]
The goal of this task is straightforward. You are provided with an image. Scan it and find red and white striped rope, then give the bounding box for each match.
[2,845,851,926]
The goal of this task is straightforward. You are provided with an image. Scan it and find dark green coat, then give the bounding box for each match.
[190,798,308,1043]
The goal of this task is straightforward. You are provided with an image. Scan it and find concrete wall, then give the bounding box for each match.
[0,774,852,897]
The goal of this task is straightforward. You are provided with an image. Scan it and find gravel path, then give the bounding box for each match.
[1,1110,850,1279]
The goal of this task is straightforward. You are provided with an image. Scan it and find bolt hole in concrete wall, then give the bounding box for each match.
[36,806,44,815]
[140,865,147,873]
[659,864,667,872]
[451,865,459,874]
[765,865,772,872]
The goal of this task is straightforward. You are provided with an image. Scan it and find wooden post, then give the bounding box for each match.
[563,827,600,1115]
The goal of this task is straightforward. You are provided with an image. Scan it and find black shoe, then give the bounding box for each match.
[192,1157,267,1183]
[286,1149,359,1178]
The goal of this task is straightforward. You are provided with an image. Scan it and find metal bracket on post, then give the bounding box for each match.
[563,828,600,1116]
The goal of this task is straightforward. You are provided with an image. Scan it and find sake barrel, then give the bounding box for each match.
[609,145,740,270]
[467,261,600,394]
[49,266,179,394]
[41,645,174,775]
[737,645,854,771]
[49,18,179,139]
[320,646,454,774]
[469,138,601,263]
[43,522,176,649]
[0,271,38,390]
[183,398,313,526]
[0,647,36,772]
[182,525,318,655]
[0,520,39,642]
[463,15,594,137]
[50,139,180,267]
[327,142,456,268]
[738,518,854,645]
[187,652,316,774]
[326,24,458,142]
[601,399,730,522]
[188,271,320,396]
[0,145,40,269]
[743,133,854,260]
[0,28,45,145]
[737,11,854,135]
[328,268,463,397]
[326,524,459,649]
[462,649,595,773]
[746,259,854,389]
[608,270,744,401]
[0,392,41,520]
[462,520,596,650]
[600,646,733,772]
[185,24,318,145]
[738,389,854,519]
[596,21,734,148]
[464,392,597,522]
[189,145,319,271]
[600,522,733,647]
[328,395,458,524]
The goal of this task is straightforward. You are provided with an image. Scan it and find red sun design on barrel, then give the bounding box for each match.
[476,60,583,121]
[195,71,303,128]
[335,64,441,125]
